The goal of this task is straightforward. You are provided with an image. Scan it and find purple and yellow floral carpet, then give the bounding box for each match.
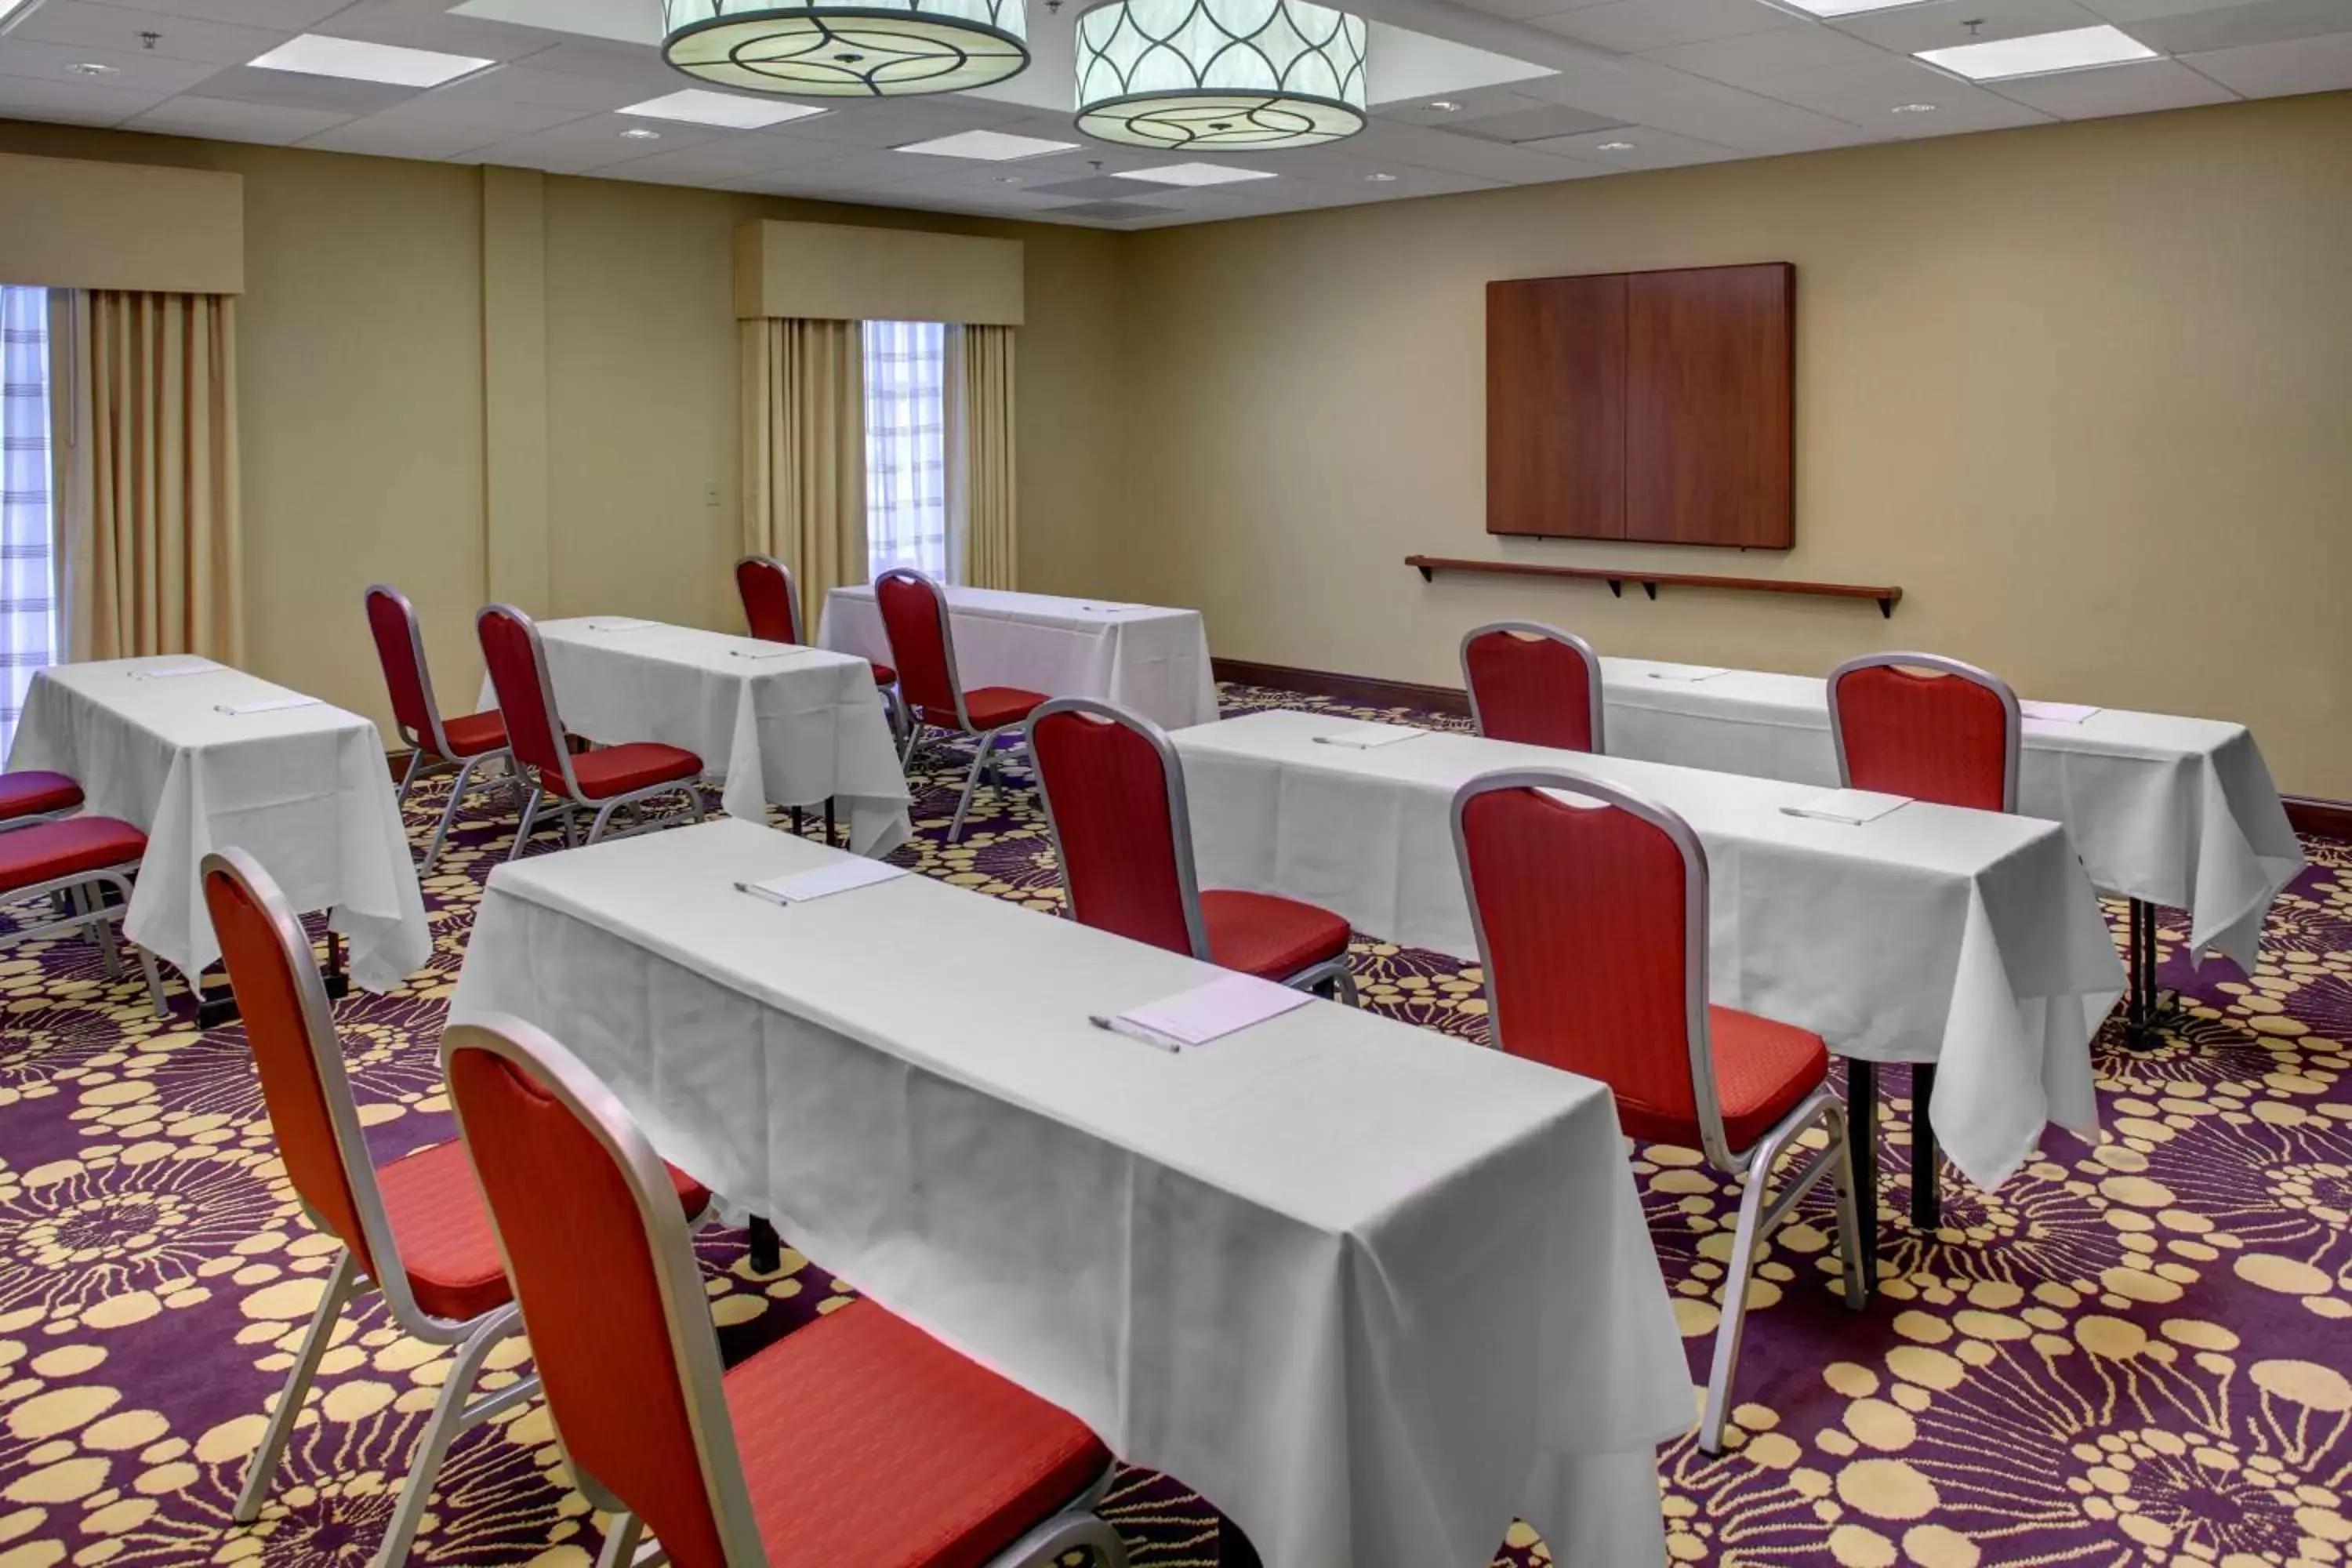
[3,684,2350,1568]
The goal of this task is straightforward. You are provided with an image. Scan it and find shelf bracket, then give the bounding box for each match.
[1606,578,1623,597]
[1876,595,1893,619]
[1641,581,1658,601]
[1415,562,1434,583]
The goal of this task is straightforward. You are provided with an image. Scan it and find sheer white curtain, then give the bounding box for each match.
[0,285,58,758]
[862,319,948,581]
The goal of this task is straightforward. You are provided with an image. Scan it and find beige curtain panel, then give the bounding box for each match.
[55,289,245,663]
[950,323,1018,592]
[741,318,866,617]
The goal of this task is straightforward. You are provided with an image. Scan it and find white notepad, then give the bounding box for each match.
[2020,701,2102,724]
[1645,667,1730,683]
[215,696,323,717]
[736,858,906,906]
[728,645,811,662]
[1780,788,1911,826]
[1096,973,1314,1054]
[586,618,657,633]
[132,662,220,680]
[1312,724,1425,750]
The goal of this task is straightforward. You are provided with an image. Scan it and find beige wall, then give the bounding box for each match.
[0,119,1128,741]
[1117,91,2352,798]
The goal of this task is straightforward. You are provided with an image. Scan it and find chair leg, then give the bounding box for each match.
[687,785,706,824]
[989,1511,1130,1568]
[586,800,623,847]
[949,728,1004,843]
[235,1251,360,1523]
[368,1310,524,1568]
[395,749,424,810]
[1828,1102,1870,1312]
[507,789,543,862]
[73,884,122,978]
[419,756,481,874]
[592,1515,645,1568]
[1700,1152,1777,1454]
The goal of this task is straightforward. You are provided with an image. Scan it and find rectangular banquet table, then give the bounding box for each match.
[819,583,1221,731]
[450,818,1691,1568]
[7,656,431,993]
[1171,710,2127,1197]
[1599,657,2303,971]
[511,618,911,858]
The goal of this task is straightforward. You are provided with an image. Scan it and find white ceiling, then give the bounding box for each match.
[0,0,2346,227]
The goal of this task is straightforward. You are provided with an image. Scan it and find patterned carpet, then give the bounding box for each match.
[2,682,2349,1568]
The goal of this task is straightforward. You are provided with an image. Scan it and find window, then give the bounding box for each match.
[862,319,949,582]
[0,285,58,758]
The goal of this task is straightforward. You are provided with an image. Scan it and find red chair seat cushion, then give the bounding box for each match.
[0,817,147,896]
[871,662,898,688]
[0,771,83,821]
[728,1298,1109,1568]
[1617,1007,1829,1155]
[553,742,704,802]
[920,687,1047,733]
[433,710,509,760]
[1200,890,1351,982]
[376,1138,712,1323]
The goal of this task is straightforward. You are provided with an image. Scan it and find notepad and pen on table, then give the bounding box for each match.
[132,662,221,681]
[735,858,906,907]
[1089,972,1314,1054]
[1644,667,1730,683]
[2020,701,2103,724]
[215,696,325,717]
[728,645,814,662]
[586,618,658,633]
[1312,724,1425,750]
[1780,788,1911,826]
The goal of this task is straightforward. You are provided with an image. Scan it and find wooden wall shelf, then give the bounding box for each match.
[1406,555,1903,618]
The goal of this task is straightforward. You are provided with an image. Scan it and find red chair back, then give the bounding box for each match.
[443,1018,756,1568]
[1028,699,1203,959]
[477,604,574,789]
[1452,770,1730,1165]
[1829,654,2018,813]
[735,556,801,644]
[201,848,388,1287]
[874,569,962,727]
[365,584,445,754]
[1461,622,1604,753]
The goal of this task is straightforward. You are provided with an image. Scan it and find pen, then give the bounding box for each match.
[1087,1014,1183,1054]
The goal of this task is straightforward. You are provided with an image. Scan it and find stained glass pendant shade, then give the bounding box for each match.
[1075,0,1367,149]
[662,0,1029,96]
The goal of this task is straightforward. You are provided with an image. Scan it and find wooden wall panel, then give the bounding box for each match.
[1486,273,1626,539]
[1624,262,1794,548]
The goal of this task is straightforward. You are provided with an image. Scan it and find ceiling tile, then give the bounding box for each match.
[89,0,356,27]
[0,71,169,124]
[0,32,230,92]
[2078,0,2292,21]
[1987,53,2240,112]
[2127,0,2352,53]
[1,0,292,66]
[780,96,1030,149]
[2177,27,2352,90]
[1533,0,1807,55]
[1646,24,2056,129]
[1519,123,1748,167]
[1348,115,1616,180]
[396,63,644,113]
[122,93,355,143]
[296,115,506,159]
[1826,0,2117,55]
[189,64,427,115]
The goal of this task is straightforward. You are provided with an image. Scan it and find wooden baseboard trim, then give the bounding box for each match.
[2285,797,2352,840]
[1214,660,2352,842]
[1214,657,1469,718]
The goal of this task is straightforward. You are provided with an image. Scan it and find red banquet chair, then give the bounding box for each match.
[876,568,1046,842]
[0,768,84,831]
[1028,697,1356,1004]
[735,554,904,737]
[1827,651,2020,813]
[365,583,517,873]
[441,1013,1130,1568]
[477,603,706,861]
[1451,768,1867,1453]
[200,846,715,1568]
[1459,621,1606,753]
[0,814,165,1014]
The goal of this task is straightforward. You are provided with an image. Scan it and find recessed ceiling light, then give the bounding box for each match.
[620,127,662,140]
[1365,172,1396,182]
[1772,0,1929,16]
[248,34,494,89]
[895,129,1080,161]
[71,62,119,75]
[619,89,824,129]
[1891,102,1936,113]
[1426,100,1463,112]
[1915,24,2156,81]
[1596,140,1636,151]
[1111,162,1279,187]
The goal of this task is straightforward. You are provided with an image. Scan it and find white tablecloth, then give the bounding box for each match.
[451,818,1690,1568]
[1172,710,2126,1191]
[499,619,910,858]
[1601,658,2303,968]
[819,584,1221,731]
[7,657,431,992]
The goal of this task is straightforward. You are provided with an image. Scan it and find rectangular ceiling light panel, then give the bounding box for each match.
[1112,163,1279,186]
[1916,24,2158,80]
[896,129,1081,160]
[622,89,825,129]
[249,34,495,88]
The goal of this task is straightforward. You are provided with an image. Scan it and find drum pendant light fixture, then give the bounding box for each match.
[1074,0,1367,150]
[662,0,1030,97]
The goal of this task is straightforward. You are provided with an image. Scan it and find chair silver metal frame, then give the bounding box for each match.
[477,604,707,862]
[366,583,520,873]
[1458,621,1607,753]
[1027,697,1357,1005]
[1,850,166,1015]
[734,554,903,740]
[875,567,1032,843]
[201,848,560,1568]
[1827,651,2021,814]
[1449,767,1867,1453]
[442,1013,1129,1568]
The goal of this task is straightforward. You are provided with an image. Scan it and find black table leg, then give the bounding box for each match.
[1845,1058,1879,1289]
[1910,1062,1940,1232]
[198,926,347,1027]
[824,798,837,849]
[789,807,805,840]
[2122,898,2171,1051]
[748,1216,782,1275]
